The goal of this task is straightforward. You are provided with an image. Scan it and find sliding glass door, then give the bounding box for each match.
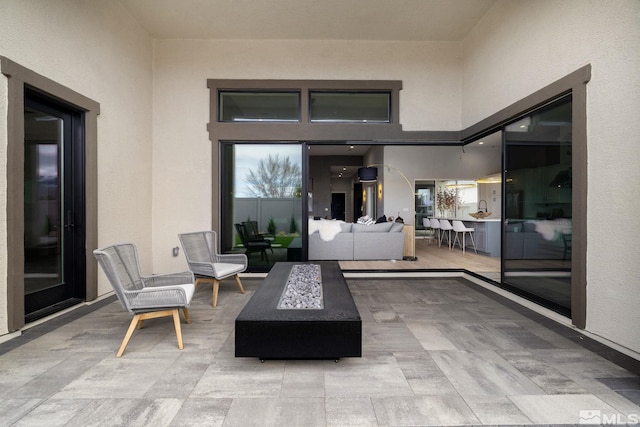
[502,95,573,315]
[221,143,303,272]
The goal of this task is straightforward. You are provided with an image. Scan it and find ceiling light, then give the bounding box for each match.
[506,116,531,132]
[446,181,476,189]
[357,167,377,182]
[476,173,501,184]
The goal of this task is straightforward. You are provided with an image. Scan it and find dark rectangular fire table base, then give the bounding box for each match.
[235,261,362,360]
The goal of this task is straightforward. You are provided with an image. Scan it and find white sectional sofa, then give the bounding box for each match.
[308,220,405,260]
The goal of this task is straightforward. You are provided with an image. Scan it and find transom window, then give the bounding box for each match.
[215,85,396,125]
[309,91,391,123]
[219,91,300,122]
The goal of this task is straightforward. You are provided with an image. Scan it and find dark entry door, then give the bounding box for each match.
[24,89,86,322]
[331,193,346,220]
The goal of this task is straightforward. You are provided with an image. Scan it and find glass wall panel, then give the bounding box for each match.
[503,95,572,315]
[222,143,303,271]
[219,92,300,122]
[309,92,390,123]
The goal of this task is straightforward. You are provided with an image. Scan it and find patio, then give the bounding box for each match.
[1,276,639,426]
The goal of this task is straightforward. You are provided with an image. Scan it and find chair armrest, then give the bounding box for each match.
[124,284,195,310]
[142,271,194,288]
[184,261,217,278]
[216,253,248,269]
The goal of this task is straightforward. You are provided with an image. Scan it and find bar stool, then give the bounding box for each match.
[422,218,434,244]
[438,219,453,250]
[452,220,477,254]
[429,218,441,245]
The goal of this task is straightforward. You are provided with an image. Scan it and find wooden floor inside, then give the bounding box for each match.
[339,235,500,280]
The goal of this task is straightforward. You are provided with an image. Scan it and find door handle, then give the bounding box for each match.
[65,211,75,228]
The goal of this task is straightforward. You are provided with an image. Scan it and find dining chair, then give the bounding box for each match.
[179,230,247,307]
[93,243,195,357]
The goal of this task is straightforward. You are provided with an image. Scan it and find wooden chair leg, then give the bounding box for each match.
[182,308,191,324]
[117,310,186,357]
[212,279,220,307]
[195,277,206,288]
[234,274,245,294]
[117,314,142,358]
[196,277,221,307]
[172,309,184,350]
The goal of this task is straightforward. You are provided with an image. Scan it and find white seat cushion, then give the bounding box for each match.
[175,283,195,302]
[214,262,245,279]
[137,283,195,306]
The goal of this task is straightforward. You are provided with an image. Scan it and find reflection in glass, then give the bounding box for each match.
[224,144,303,271]
[309,92,390,123]
[219,91,300,122]
[503,95,572,315]
[24,110,62,295]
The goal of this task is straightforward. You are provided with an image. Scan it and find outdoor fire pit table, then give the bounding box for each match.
[235,261,362,361]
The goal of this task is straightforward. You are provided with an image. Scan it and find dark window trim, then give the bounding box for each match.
[1,56,100,332]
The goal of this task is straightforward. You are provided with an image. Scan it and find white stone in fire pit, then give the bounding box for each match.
[278,264,323,309]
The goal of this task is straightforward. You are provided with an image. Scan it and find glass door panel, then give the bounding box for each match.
[503,95,573,315]
[222,143,303,272]
[24,124,63,298]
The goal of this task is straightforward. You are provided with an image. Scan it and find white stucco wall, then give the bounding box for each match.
[0,0,155,323]
[462,0,640,353]
[151,39,463,272]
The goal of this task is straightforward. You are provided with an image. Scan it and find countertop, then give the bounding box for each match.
[432,217,501,223]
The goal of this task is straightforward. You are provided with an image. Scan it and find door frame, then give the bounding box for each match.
[23,90,87,321]
[1,57,100,331]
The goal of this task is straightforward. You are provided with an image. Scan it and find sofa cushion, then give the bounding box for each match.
[352,222,393,233]
[389,222,404,232]
[308,232,354,260]
[340,222,352,232]
[353,230,405,260]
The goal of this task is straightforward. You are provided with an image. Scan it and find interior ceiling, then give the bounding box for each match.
[119,0,496,41]
[308,144,370,179]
